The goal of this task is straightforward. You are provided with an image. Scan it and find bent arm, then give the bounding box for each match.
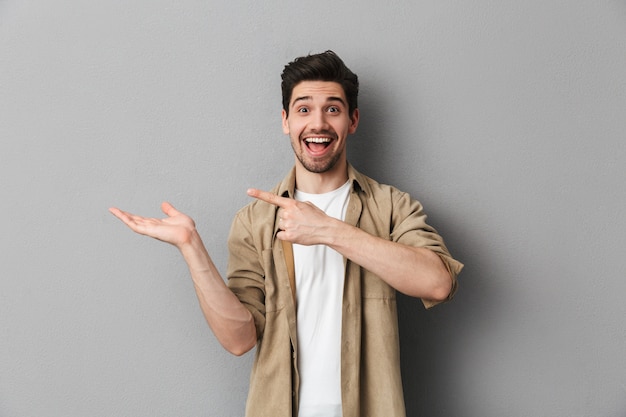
[109,204,256,356]
[324,220,452,301]
[247,188,456,303]
[179,231,257,356]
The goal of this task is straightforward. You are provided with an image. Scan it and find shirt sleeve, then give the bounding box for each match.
[226,210,267,339]
[389,190,464,308]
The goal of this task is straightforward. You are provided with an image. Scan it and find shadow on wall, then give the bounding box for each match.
[350,82,500,416]
[347,78,395,182]
[397,215,502,417]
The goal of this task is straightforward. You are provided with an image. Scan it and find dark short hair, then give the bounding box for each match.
[281,50,359,116]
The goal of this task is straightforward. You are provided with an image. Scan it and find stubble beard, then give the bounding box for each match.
[291,135,342,174]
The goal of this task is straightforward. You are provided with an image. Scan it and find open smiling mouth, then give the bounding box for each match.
[304,137,333,153]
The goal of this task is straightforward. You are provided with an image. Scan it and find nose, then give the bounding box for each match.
[310,110,329,131]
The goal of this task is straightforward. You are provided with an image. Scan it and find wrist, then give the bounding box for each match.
[324,217,351,248]
[177,228,204,256]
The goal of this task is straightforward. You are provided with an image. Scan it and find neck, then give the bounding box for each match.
[294,159,349,194]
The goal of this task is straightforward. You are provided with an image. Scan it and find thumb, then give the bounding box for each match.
[161,201,179,216]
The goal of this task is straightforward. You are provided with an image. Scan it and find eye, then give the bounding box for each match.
[327,106,340,113]
[297,107,309,113]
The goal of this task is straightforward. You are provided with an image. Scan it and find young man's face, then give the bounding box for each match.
[282,81,359,174]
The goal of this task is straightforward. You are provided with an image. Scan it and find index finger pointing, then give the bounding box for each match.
[247,188,290,207]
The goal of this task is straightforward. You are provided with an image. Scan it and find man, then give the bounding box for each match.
[110,50,463,417]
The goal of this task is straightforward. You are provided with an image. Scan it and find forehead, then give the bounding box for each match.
[289,81,347,106]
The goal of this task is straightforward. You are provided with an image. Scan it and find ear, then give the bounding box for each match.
[281,109,289,135]
[348,108,360,134]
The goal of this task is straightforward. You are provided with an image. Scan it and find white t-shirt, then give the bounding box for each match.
[293,180,351,417]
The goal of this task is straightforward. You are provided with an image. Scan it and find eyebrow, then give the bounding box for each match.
[291,95,347,107]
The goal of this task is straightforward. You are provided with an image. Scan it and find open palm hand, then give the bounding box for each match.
[109,202,196,248]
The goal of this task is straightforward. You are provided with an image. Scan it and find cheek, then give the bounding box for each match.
[286,120,305,137]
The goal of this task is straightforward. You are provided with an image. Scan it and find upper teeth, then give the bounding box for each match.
[305,137,331,143]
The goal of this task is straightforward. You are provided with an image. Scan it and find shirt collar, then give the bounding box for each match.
[276,163,369,199]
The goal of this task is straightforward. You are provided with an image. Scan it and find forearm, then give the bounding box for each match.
[325,219,452,301]
[179,231,257,356]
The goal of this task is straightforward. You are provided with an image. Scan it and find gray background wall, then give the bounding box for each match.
[1,1,625,416]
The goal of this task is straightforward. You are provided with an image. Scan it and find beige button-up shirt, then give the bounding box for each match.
[227,164,463,417]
